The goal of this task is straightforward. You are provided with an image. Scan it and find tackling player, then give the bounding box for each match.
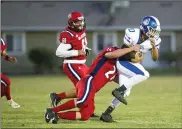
[1,38,20,108]
[44,44,140,123]
[100,16,162,122]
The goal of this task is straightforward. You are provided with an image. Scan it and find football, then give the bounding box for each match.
[131,51,144,63]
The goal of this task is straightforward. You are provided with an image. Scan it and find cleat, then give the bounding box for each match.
[112,88,128,105]
[91,113,99,118]
[50,92,61,107]
[100,113,116,123]
[8,100,20,109]
[45,108,58,124]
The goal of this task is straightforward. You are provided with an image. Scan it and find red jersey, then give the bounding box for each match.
[88,46,118,92]
[1,38,7,53]
[59,27,87,62]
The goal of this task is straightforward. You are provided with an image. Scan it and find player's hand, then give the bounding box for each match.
[150,38,156,48]
[78,50,86,56]
[5,56,17,63]
[132,44,140,52]
[85,47,92,56]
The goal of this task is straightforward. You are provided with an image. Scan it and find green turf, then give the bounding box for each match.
[1,75,182,128]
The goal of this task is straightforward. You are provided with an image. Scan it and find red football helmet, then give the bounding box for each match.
[68,11,85,31]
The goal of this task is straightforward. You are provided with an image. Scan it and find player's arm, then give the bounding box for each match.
[1,50,17,63]
[56,43,85,57]
[150,38,160,61]
[56,32,85,58]
[105,45,140,59]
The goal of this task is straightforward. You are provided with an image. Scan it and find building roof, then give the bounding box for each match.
[1,1,182,31]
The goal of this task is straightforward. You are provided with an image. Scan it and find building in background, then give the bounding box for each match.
[1,1,182,74]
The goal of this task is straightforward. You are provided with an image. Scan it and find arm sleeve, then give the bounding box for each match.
[56,43,78,58]
[123,29,133,46]
[1,38,7,51]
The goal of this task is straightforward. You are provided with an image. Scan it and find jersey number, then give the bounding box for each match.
[128,28,135,32]
[105,66,116,80]
[62,38,66,43]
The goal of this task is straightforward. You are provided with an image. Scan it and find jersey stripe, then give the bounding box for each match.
[62,30,74,37]
[119,61,144,75]
[67,63,81,81]
[124,36,131,43]
[90,57,107,77]
[1,80,8,87]
[77,76,93,104]
[1,38,6,45]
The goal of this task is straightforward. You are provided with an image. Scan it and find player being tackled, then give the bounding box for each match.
[100,15,161,123]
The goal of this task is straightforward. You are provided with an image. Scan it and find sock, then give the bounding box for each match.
[52,99,76,113]
[103,105,115,115]
[111,98,121,108]
[56,92,66,99]
[8,99,13,105]
[57,111,77,120]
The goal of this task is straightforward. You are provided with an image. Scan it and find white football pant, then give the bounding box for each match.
[111,60,150,108]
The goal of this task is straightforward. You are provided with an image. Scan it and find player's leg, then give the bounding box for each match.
[45,97,94,123]
[55,100,94,121]
[46,76,94,123]
[1,73,20,108]
[112,61,149,102]
[101,61,149,122]
[46,101,94,124]
[78,64,99,118]
[50,63,87,107]
[54,98,95,122]
[100,74,131,122]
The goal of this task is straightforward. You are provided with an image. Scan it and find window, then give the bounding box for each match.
[159,32,176,53]
[2,32,26,55]
[93,32,117,54]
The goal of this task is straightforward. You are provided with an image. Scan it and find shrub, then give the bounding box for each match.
[28,47,56,74]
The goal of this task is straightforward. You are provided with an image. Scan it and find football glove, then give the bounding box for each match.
[85,47,92,56]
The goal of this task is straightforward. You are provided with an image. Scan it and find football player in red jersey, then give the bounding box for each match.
[49,11,97,115]
[45,45,140,123]
[1,38,20,108]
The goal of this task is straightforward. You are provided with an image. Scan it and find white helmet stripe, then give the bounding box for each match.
[150,16,160,25]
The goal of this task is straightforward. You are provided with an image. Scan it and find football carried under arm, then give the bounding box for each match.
[131,51,144,63]
[56,43,85,58]
[104,44,140,59]
[150,38,159,61]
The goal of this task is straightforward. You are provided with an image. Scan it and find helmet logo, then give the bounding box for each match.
[143,18,150,25]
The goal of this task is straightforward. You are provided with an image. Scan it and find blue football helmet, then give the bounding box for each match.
[140,16,161,38]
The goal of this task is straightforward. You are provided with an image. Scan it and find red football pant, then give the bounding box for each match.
[63,63,89,86]
[55,75,96,121]
[76,75,96,120]
[1,73,11,100]
[57,100,95,121]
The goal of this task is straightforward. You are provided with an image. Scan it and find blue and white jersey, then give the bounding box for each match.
[123,28,162,53]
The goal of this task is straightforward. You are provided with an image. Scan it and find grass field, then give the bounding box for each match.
[1,75,182,128]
